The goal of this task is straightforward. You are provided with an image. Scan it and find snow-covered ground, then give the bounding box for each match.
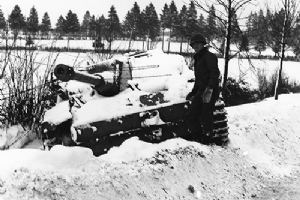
[1,38,194,53]
[0,93,299,199]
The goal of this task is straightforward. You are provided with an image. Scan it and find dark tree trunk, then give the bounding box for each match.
[128,30,133,51]
[168,28,172,53]
[142,40,145,51]
[180,36,183,54]
[274,0,288,100]
[162,29,165,51]
[222,1,233,91]
[274,45,285,100]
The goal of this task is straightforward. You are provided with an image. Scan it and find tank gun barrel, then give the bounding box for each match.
[54,64,119,96]
[54,64,105,86]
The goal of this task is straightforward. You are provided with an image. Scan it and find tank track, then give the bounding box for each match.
[211,98,229,145]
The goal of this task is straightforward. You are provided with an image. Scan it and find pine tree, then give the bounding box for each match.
[0,8,6,30]
[160,4,170,29]
[269,9,287,56]
[8,5,26,40]
[56,15,65,37]
[253,10,267,55]
[264,9,273,45]
[141,3,160,49]
[160,3,170,50]
[291,14,300,56]
[27,6,39,35]
[95,15,106,39]
[105,6,121,50]
[92,15,106,49]
[198,14,206,36]
[177,5,188,35]
[186,1,198,38]
[40,12,51,38]
[231,10,242,44]
[64,10,80,34]
[140,11,147,50]
[169,0,179,31]
[89,15,96,38]
[144,3,160,40]
[206,5,217,40]
[123,11,132,38]
[63,10,80,48]
[123,2,141,40]
[245,12,256,43]
[177,5,189,53]
[81,11,91,39]
[165,1,178,52]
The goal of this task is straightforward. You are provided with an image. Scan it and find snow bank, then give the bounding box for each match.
[101,137,209,163]
[0,145,94,177]
[228,94,300,175]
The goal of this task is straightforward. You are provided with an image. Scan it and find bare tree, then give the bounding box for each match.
[274,0,299,100]
[192,0,255,90]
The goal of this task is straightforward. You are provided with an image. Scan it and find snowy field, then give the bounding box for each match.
[0,94,299,199]
[2,38,196,52]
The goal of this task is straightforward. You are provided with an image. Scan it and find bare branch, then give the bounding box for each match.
[215,0,229,10]
[233,0,255,12]
[192,0,211,13]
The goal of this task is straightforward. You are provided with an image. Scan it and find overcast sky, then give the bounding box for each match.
[0,0,275,27]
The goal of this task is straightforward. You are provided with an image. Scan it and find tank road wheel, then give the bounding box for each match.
[211,98,229,146]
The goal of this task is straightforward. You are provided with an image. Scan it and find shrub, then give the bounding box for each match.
[223,77,258,106]
[256,69,300,99]
[0,48,59,133]
[256,68,272,99]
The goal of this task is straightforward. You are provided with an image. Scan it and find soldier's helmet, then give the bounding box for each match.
[190,34,207,46]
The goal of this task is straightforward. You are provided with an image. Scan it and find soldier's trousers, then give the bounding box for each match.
[185,90,219,135]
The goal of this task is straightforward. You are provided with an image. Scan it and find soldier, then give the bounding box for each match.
[186,34,220,143]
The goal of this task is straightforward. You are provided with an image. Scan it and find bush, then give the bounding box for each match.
[223,77,258,106]
[222,70,300,107]
[256,69,273,99]
[256,69,300,99]
[0,48,59,132]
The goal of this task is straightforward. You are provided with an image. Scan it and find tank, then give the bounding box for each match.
[41,50,229,156]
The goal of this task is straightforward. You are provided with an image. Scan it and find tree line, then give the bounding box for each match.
[0,1,300,55]
[247,8,300,57]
